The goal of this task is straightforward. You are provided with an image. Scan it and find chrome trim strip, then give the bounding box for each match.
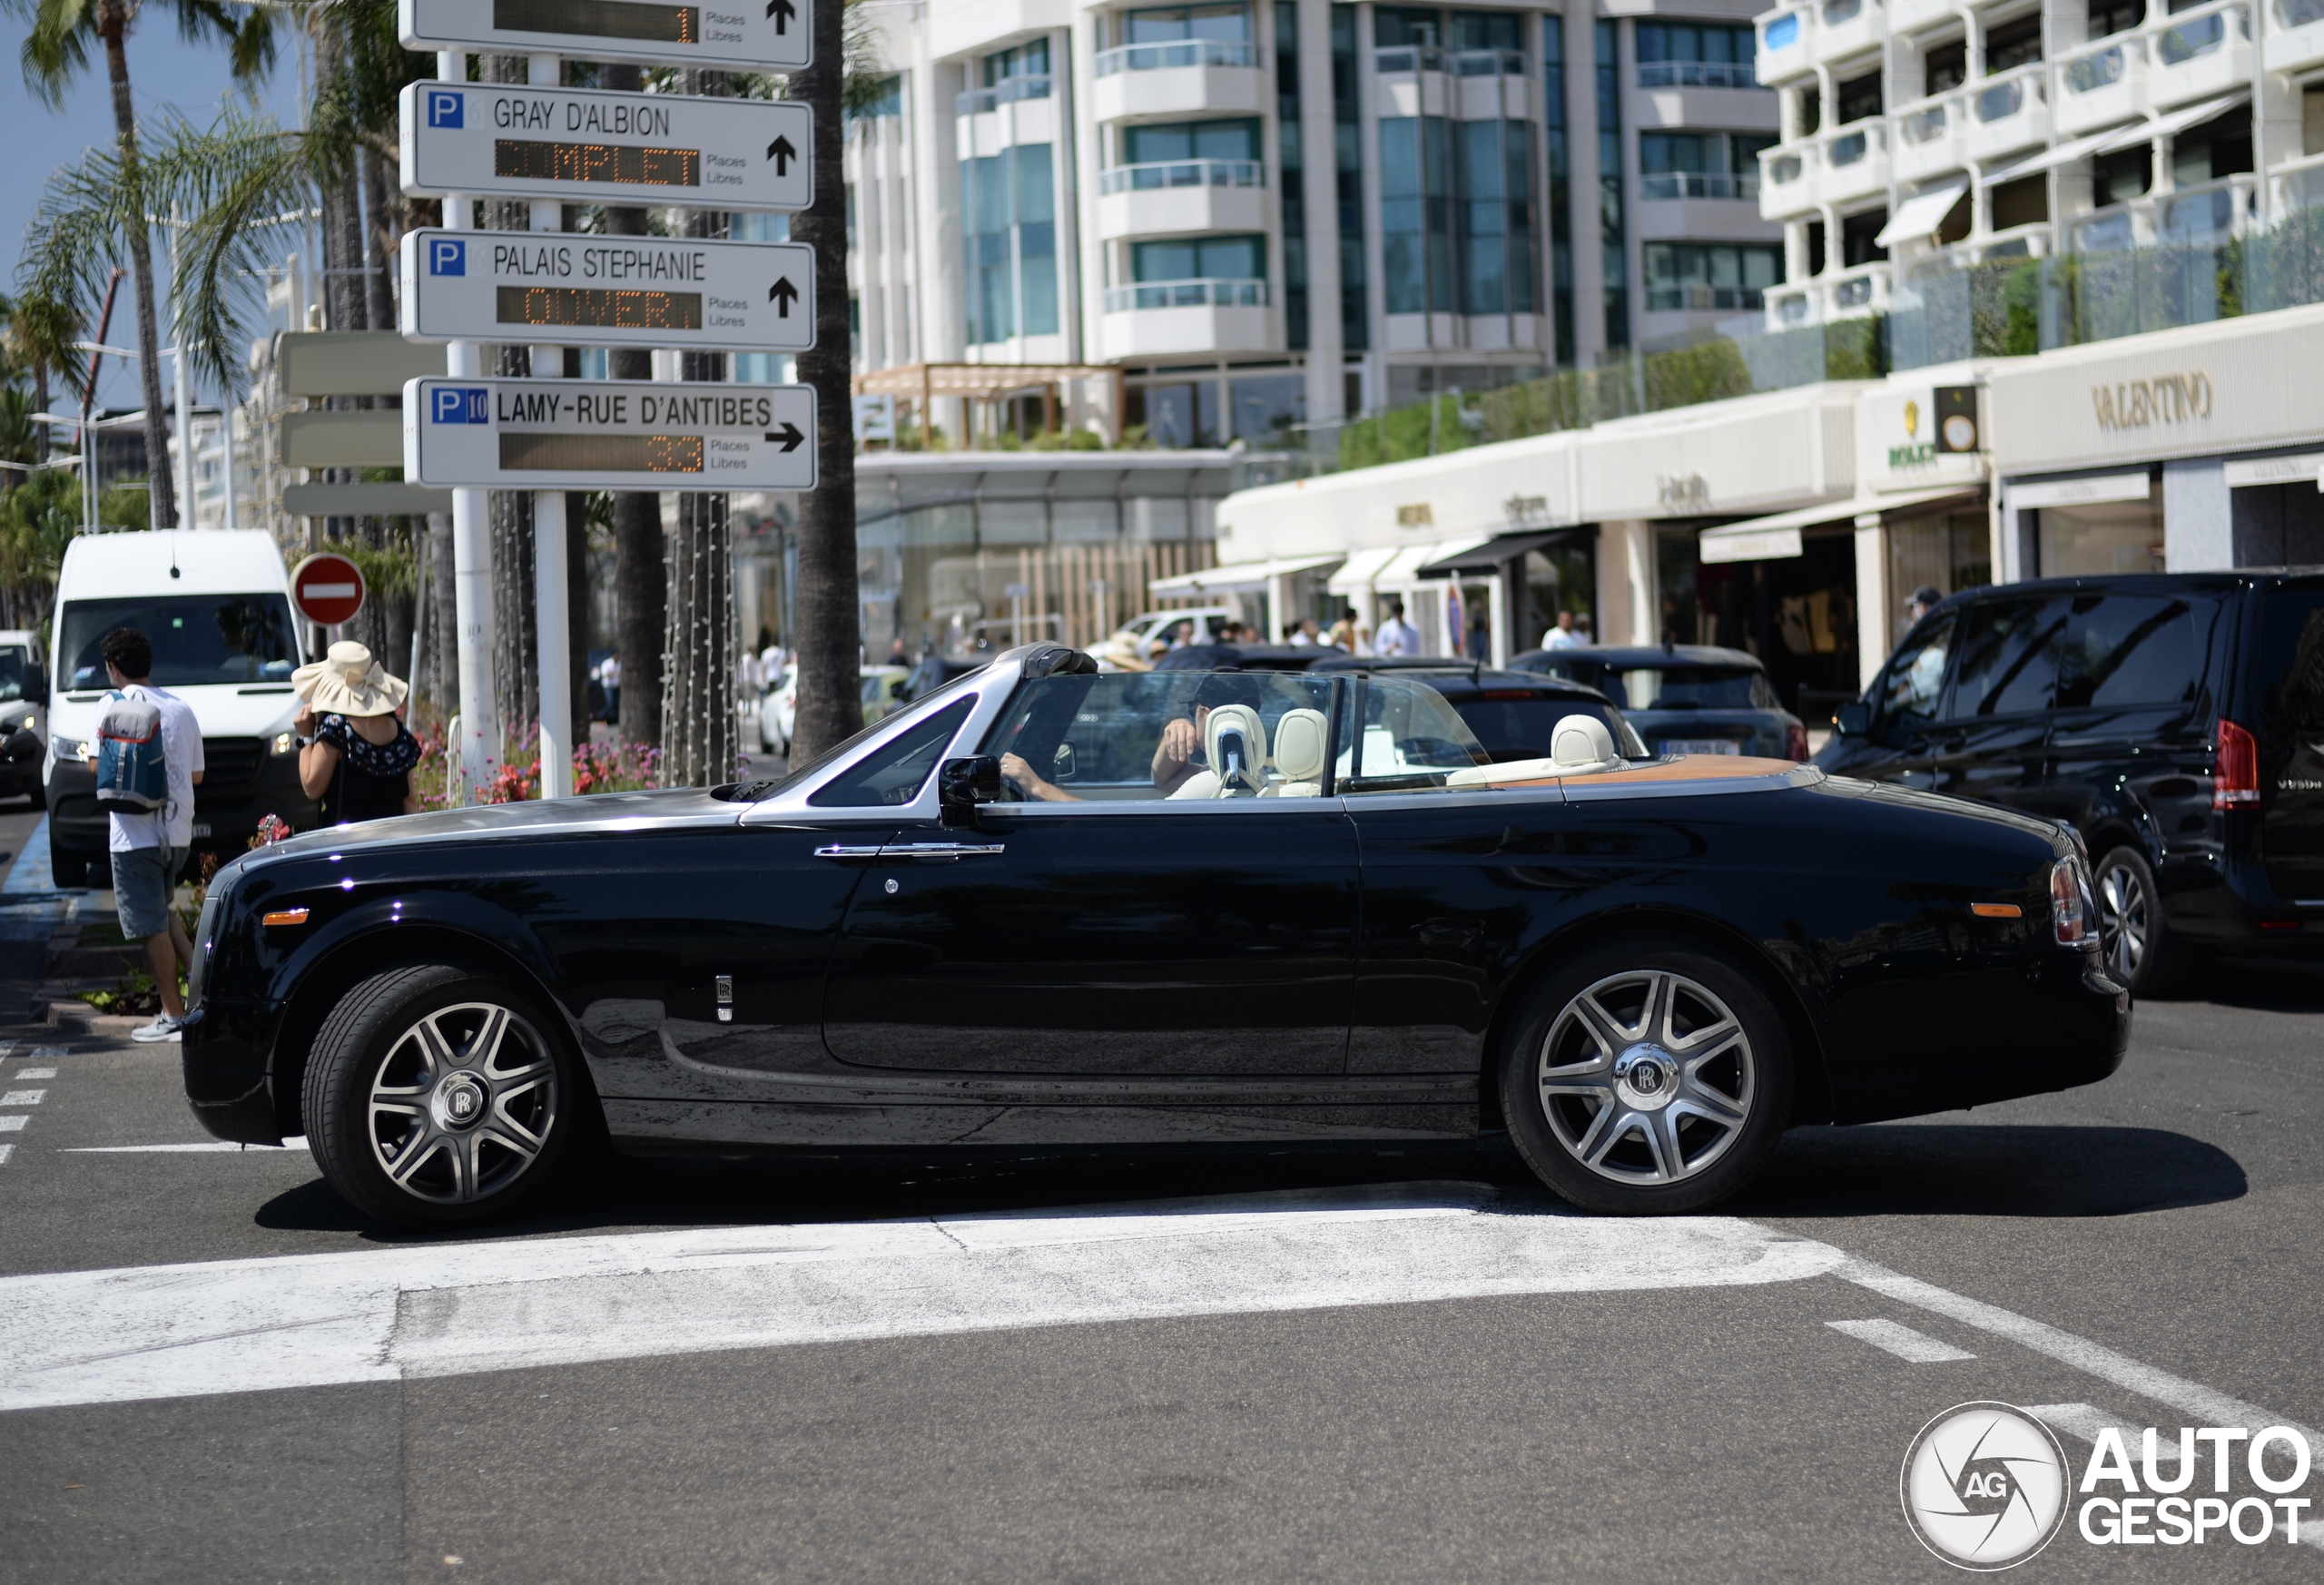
[884,842,1007,861]
[812,843,886,860]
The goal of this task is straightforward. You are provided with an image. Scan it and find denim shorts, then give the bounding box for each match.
[111,844,185,942]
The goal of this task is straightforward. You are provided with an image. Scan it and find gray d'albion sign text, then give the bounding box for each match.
[403,377,819,491]
[399,0,809,72]
[398,81,812,211]
[399,230,816,351]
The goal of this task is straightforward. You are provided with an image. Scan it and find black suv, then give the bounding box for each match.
[1819,571,2324,995]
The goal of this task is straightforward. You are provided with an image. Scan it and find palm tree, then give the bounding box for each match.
[12,0,272,528]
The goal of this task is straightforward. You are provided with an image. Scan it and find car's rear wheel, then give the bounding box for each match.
[48,832,85,889]
[2093,844,2196,998]
[1501,942,1792,1215]
[302,964,577,1228]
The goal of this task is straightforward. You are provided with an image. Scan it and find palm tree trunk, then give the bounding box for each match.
[96,6,175,529]
[783,0,858,761]
[598,64,664,752]
[359,145,398,335]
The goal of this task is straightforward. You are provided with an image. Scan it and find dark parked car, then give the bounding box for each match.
[1820,570,2324,998]
[185,644,2126,1229]
[1511,645,1809,762]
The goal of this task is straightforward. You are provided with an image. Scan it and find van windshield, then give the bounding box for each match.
[0,648,27,703]
[58,596,300,690]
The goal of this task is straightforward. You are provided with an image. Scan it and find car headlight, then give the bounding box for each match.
[270,731,297,756]
[2051,854,2096,947]
[50,735,84,761]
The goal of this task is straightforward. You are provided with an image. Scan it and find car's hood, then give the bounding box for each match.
[51,685,300,743]
[223,786,743,878]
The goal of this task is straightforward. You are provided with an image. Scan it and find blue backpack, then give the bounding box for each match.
[94,691,168,815]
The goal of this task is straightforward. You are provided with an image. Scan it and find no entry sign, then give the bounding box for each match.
[290,553,367,626]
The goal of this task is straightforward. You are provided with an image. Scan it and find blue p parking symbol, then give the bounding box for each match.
[431,387,489,425]
[427,89,464,128]
[428,238,466,276]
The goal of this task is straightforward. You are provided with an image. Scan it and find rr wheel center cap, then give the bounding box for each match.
[432,1073,488,1131]
[1612,1045,1679,1110]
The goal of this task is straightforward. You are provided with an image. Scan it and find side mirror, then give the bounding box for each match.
[938,755,1002,828]
[1833,702,1870,736]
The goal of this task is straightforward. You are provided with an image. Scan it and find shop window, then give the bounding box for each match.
[1984,15,2044,72]
[1228,373,1305,444]
[1924,39,1966,93]
[2057,596,2197,709]
[1836,71,1883,124]
[1840,210,1887,267]
[1523,546,1597,647]
[2231,483,2324,566]
[1127,379,1224,447]
[1885,513,1990,647]
[2034,497,2165,576]
[1989,174,2048,231]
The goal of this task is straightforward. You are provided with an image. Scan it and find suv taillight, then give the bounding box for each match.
[2214,718,2260,810]
[1785,723,1809,762]
[2052,854,2094,947]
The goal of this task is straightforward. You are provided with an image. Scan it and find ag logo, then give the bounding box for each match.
[1901,1403,2069,1570]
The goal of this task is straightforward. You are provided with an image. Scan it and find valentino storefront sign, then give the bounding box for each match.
[2092,370,2213,431]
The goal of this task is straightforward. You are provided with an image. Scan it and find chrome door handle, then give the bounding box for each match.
[883,842,1007,861]
[812,843,886,861]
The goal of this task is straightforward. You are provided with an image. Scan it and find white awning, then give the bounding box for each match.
[1373,537,1491,586]
[1147,551,1343,596]
[2096,92,2247,153]
[1699,486,1985,563]
[1875,182,1969,249]
[1984,128,2124,182]
[1324,545,1403,593]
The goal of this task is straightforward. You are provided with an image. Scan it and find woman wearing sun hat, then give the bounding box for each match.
[292,641,421,823]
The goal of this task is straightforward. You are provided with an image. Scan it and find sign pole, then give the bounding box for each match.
[529,51,575,801]
[439,48,500,804]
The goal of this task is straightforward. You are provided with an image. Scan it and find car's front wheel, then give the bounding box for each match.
[2093,844,2195,998]
[302,964,578,1228]
[1502,942,1793,1215]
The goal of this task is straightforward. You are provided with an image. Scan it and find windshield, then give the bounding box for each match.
[59,595,300,691]
[0,647,27,703]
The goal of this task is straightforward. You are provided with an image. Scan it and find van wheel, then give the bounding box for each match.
[302,964,578,1229]
[2094,845,2196,998]
[1501,942,1793,1216]
[48,835,85,889]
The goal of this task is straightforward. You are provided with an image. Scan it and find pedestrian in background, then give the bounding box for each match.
[1541,610,1581,650]
[294,642,419,824]
[1375,599,1421,657]
[85,628,204,1044]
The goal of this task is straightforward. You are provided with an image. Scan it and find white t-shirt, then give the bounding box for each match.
[1375,617,1422,657]
[1541,626,1581,650]
[106,684,204,853]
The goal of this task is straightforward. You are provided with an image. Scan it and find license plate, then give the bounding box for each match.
[1656,740,1740,756]
[190,822,212,838]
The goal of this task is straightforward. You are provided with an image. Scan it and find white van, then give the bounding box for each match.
[44,531,316,888]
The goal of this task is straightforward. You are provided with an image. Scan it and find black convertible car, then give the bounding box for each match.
[184,644,2129,1228]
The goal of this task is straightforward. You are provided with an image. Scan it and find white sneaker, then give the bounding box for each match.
[130,1014,185,1043]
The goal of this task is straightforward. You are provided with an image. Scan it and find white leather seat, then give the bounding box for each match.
[1445,714,1628,787]
[1204,704,1268,796]
[1265,707,1329,797]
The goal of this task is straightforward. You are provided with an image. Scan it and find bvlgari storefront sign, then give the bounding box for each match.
[2091,370,2212,431]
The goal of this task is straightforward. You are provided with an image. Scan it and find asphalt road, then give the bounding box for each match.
[0,812,2319,1583]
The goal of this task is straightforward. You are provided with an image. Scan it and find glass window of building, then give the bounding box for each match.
[1120,118,1263,163]
[1595,19,1627,349]
[1457,119,1537,313]
[1643,243,1782,310]
[2035,497,2165,577]
[1332,7,1367,353]
[1452,9,1521,52]
[984,39,1049,84]
[1229,372,1306,444]
[1132,234,1266,282]
[1128,379,1225,447]
[1924,39,1967,92]
[1635,22,1760,87]
[2085,0,2142,37]
[1275,0,1307,350]
[1125,3,1251,44]
[1836,70,1882,123]
[1375,6,1444,47]
[1640,132,1773,199]
[1543,16,1573,361]
[1984,14,2043,72]
[1380,115,1455,312]
[961,145,1059,342]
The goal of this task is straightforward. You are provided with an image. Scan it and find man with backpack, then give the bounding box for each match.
[84,628,204,1043]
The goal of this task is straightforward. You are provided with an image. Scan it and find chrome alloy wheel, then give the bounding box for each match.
[1536,970,1757,1185]
[2096,860,2149,983]
[367,1001,559,1205]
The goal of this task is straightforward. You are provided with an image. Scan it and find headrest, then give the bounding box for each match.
[1551,714,1625,773]
[1272,708,1329,783]
[1205,704,1266,793]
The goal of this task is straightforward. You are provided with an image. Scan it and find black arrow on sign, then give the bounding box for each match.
[766,135,795,174]
[769,277,799,317]
[767,421,805,453]
[765,0,794,29]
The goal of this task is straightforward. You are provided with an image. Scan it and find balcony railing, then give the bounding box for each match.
[1974,74,2038,123]
[1095,39,1259,74]
[2062,43,2127,93]
[1646,284,1768,311]
[955,75,1052,114]
[1099,159,1266,194]
[1828,128,1872,166]
[1104,278,1268,311]
[1640,171,1761,201]
[1897,101,1953,143]
[1638,60,1762,88]
[1822,0,1863,24]
[2281,0,2324,26]
[1373,45,1527,74]
[2158,173,2257,243]
[2155,5,2241,64]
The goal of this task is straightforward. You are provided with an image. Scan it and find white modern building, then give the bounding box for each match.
[1750,0,2324,325]
[846,0,1789,444]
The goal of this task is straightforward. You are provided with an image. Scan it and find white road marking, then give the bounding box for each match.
[0,1145,11,1166]
[0,1090,44,1107]
[1826,1318,1975,1363]
[0,1183,1846,1412]
[15,1068,55,1080]
[27,1048,64,1061]
[0,1117,25,1134]
[63,1137,310,1154]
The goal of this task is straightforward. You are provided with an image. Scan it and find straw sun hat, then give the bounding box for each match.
[292,641,409,718]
